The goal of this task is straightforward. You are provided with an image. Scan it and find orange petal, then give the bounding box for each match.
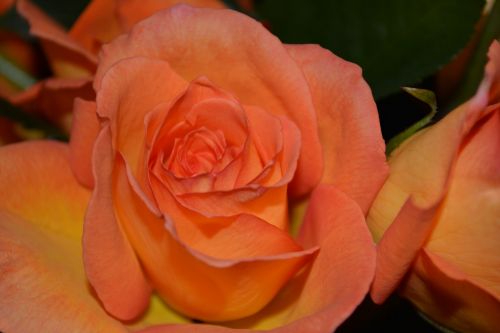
[69,98,100,188]
[95,5,323,197]
[84,126,152,321]
[174,186,289,230]
[109,153,316,322]
[368,41,499,304]
[286,44,388,214]
[401,251,500,333]
[17,0,97,77]
[10,77,94,132]
[117,0,226,31]
[425,108,500,298]
[216,185,376,331]
[69,0,122,54]
[0,141,125,332]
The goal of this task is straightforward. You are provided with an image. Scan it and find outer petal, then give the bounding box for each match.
[17,0,97,77]
[95,5,323,197]
[69,0,225,55]
[425,108,500,298]
[84,126,152,321]
[286,44,388,214]
[401,251,500,333]
[10,77,94,132]
[69,0,123,54]
[222,185,376,332]
[368,41,499,303]
[69,98,100,188]
[116,0,226,31]
[0,141,125,333]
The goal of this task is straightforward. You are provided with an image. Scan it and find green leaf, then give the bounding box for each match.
[385,88,437,156]
[0,53,36,90]
[256,0,485,99]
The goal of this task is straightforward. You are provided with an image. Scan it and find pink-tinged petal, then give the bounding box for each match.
[17,0,97,77]
[173,186,288,230]
[425,108,500,299]
[401,251,500,333]
[368,42,499,304]
[221,185,375,331]
[111,155,316,322]
[96,56,188,182]
[150,176,295,253]
[286,44,388,214]
[0,141,125,333]
[84,126,152,321]
[69,98,99,188]
[95,5,323,197]
[10,77,94,132]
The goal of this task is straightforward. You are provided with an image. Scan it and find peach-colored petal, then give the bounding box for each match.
[147,184,301,260]
[10,77,94,132]
[162,185,376,332]
[95,5,323,197]
[401,251,500,333]
[286,44,388,214]
[368,41,499,304]
[84,126,152,321]
[69,98,99,188]
[17,0,97,77]
[425,108,500,298]
[174,186,288,230]
[109,153,317,322]
[0,141,125,332]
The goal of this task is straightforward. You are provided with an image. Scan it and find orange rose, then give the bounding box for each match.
[367,41,500,333]
[0,5,387,332]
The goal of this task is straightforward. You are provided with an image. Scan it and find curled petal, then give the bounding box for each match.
[401,251,500,333]
[10,77,94,132]
[0,141,125,333]
[69,98,100,188]
[84,126,152,321]
[286,44,388,213]
[171,185,376,332]
[17,0,97,77]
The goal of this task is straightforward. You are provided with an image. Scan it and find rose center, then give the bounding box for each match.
[164,127,228,177]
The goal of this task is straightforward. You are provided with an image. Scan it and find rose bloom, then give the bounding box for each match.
[0,5,388,333]
[367,41,500,333]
